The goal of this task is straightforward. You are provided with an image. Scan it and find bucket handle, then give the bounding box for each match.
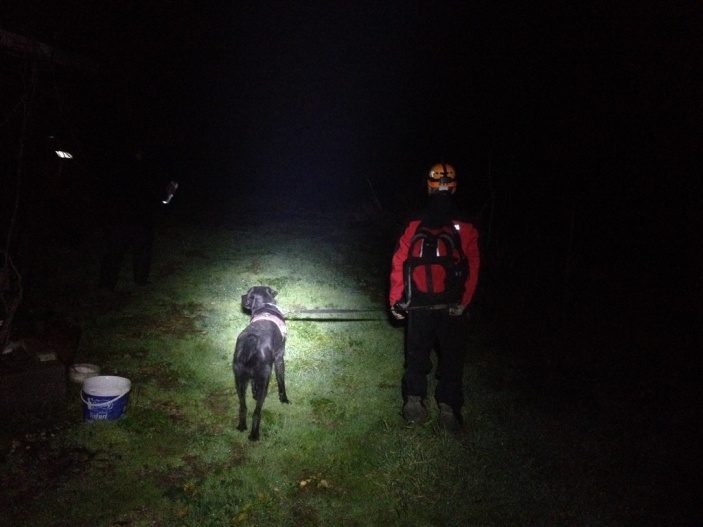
[81,391,128,408]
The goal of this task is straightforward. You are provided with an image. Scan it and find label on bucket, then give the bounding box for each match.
[81,376,131,422]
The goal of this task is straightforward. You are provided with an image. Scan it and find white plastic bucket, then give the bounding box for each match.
[81,375,131,422]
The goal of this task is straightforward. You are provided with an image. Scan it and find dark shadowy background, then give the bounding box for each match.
[1,2,701,523]
[3,1,699,205]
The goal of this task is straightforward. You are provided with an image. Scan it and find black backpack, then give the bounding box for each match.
[402,220,469,308]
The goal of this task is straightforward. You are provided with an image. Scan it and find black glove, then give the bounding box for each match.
[391,304,406,320]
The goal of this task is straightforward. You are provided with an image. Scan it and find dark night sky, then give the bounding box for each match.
[3,1,701,222]
[110,1,701,214]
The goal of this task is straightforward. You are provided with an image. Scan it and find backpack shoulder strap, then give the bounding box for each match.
[417,217,466,257]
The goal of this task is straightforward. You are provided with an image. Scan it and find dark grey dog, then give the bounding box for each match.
[233,286,289,440]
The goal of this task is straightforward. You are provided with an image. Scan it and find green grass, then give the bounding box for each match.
[0,212,698,526]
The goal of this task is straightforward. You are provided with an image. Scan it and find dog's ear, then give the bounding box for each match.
[267,287,277,299]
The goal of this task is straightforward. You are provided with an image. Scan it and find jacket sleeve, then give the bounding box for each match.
[389,220,420,306]
[459,222,480,307]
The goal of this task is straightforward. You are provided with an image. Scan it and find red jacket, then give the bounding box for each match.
[390,202,480,308]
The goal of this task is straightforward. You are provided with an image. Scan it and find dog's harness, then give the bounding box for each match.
[250,307,287,339]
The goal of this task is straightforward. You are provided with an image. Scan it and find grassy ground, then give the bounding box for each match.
[0,208,699,526]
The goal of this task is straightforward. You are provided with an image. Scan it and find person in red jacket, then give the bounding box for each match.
[389,162,480,432]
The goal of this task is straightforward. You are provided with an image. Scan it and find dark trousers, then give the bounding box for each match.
[403,309,469,410]
[99,222,155,290]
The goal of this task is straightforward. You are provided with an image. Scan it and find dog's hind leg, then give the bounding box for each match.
[274,354,289,404]
[234,367,249,433]
[249,370,272,441]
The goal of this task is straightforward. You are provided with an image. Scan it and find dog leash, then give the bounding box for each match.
[285,308,384,314]
[282,305,458,321]
[283,307,388,321]
[396,303,459,311]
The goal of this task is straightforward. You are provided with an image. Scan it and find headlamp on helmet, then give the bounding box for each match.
[427,162,457,194]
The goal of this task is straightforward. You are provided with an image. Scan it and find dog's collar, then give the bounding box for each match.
[262,302,282,314]
[250,310,287,339]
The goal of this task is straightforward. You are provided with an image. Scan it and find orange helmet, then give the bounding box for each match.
[427,162,457,194]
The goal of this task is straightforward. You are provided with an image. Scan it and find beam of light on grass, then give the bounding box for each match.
[180,219,385,393]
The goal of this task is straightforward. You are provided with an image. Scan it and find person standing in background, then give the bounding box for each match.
[389,162,480,433]
[98,138,177,294]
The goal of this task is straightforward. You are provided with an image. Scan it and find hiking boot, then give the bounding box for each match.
[402,396,428,424]
[438,403,463,434]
